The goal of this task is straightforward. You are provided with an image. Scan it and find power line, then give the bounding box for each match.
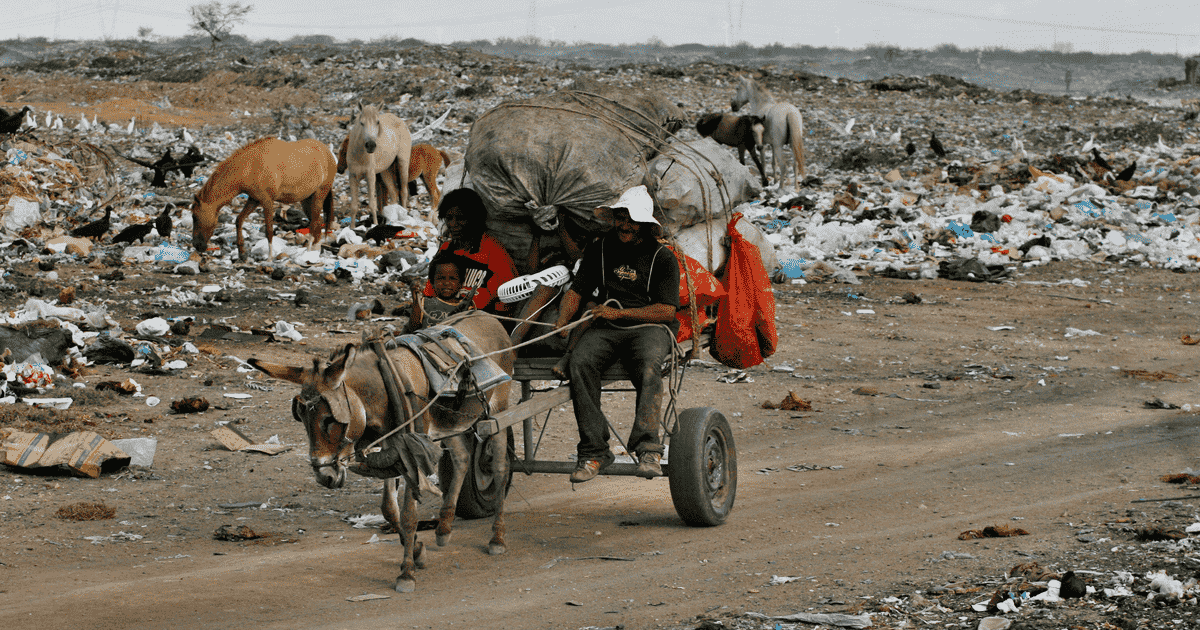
[864,0,1197,38]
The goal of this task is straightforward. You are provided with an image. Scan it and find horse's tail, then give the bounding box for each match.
[438,149,452,169]
[786,108,805,180]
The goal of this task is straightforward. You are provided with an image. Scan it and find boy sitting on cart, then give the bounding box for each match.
[552,185,680,483]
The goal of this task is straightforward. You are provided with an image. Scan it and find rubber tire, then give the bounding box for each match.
[668,407,737,526]
[453,427,514,520]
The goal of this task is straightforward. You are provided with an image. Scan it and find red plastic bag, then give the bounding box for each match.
[711,213,777,368]
[670,249,726,343]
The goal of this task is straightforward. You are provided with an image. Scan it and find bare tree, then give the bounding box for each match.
[189,2,254,50]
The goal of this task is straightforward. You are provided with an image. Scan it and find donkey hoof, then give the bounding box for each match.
[395,578,416,593]
[436,532,452,547]
[487,542,507,556]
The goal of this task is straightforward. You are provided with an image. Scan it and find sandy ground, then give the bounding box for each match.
[2,257,1197,629]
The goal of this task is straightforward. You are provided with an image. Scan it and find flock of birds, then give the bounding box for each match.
[68,204,174,246]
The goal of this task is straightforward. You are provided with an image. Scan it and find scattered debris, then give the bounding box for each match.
[54,501,116,521]
[958,525,1030,540]
[760,391,813,411]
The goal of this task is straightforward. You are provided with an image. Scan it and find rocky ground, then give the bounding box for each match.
[0,42,1199,630]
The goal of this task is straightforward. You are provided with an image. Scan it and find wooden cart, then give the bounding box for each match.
[455,335,737,527]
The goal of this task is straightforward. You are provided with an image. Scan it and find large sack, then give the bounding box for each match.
[465,88,683,274]
[711,213,777,369]
[674,213,778,278]
[645,138,763,236]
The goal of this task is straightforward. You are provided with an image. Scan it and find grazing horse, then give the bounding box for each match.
[731,76,806,190]
[345,104,412,227]
[247,311,514,593]
[190,137,336,259]
[696,112,769,187]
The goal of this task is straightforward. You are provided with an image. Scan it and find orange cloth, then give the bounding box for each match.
[423,234,518,313]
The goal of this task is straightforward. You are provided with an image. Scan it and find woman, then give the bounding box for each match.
[423,188,518,314]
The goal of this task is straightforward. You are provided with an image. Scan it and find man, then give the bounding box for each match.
[553,185,680,483]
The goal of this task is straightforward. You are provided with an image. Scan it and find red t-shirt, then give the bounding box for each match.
[423,234,518,313]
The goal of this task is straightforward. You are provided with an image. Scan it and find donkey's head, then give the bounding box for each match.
[248,344,365,489]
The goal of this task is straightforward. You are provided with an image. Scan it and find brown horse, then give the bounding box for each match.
[190,137,336,259]
[248,312,514,593]
[345,104,412,227]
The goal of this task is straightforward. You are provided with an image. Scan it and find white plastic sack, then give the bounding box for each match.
[646,138,763,236]
[3,197,41,233]
[134,317,170,337]
[674,214,778,277]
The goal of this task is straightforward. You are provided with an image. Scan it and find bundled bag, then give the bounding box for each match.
[711,213,777,368]
[671,249,726,343]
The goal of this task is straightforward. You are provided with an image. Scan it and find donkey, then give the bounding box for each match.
[248,312,514,593]
[345,104,412,227]
[731,76,806,190]
[696,112,768,187]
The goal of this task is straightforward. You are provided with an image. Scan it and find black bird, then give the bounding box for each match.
[1115,160,1137,182]
[176,146,206,178]
[1059,570,1086,599]
[149,149,177,187]
[71,206,112,239]
[929,132,947,158]
[905,141,916,156]
[363,223,405,244]
[112,222,154,245]
[0,106,31,135]
[154,204,174,239]
[1091,148,1112,171]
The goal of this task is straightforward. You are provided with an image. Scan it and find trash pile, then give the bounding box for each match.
[676,496,1200,630]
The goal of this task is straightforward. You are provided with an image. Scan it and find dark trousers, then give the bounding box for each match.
[567,325,673,460]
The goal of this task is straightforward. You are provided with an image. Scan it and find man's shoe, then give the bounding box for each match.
[636,452,662,478]
[570,452,613,484]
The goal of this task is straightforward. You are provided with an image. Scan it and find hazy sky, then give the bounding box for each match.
[4,0,1198,55]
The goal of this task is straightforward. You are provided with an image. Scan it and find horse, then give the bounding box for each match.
[190,137,336,259]
[247,311,514,593]
[695,112,769,187]
[730,76,806,190]
[338,139,450,213]
[345,104,412,227]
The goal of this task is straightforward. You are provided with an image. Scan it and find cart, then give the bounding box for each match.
[454,332,737,527]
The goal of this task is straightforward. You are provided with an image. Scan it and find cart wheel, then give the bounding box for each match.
[668,407,737,526]
[453,428,514,520]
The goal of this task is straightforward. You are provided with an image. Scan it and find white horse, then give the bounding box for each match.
[731,76,805,190]
[345,104,412,227]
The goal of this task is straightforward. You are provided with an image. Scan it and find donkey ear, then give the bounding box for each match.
[323,343,358,382]
[247,358,306,385]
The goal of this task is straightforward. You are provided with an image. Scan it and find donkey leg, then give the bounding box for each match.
[486,430,511,556]
[749,145,769,188]
[425,171,441,211]
[381,477,424,572]
[388,479,421,593]
[435,437,470,547]
[366,167,378,227]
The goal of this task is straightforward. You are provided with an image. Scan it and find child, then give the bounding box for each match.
[422,254,472,324]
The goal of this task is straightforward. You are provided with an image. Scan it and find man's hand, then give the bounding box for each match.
[590,304,621,321]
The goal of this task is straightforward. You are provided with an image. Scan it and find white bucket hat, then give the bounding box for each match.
[594,185,661,232]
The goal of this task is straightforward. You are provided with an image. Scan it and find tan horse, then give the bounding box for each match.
[190,137,336,259]
[345,104,411,227]
[248,312,514,593]
[731,76,806,190]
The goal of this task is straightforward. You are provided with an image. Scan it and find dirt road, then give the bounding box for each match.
[3,259,1196,629]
